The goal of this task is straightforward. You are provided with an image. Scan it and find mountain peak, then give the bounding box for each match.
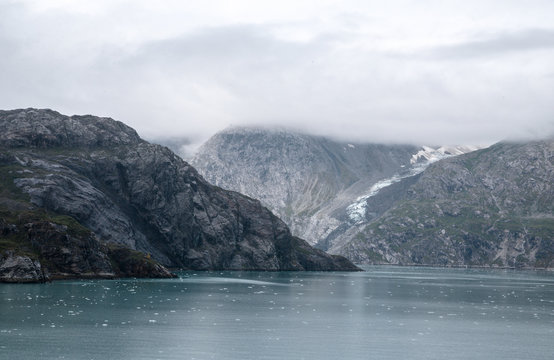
[0,108,142,148]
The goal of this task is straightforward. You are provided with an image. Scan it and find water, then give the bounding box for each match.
[1,266,553,359]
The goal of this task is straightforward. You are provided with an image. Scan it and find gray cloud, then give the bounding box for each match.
[422,28,554,60]
[0,1,553,148]
[137,25,292,60]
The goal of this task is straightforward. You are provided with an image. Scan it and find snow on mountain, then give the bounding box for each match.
[410,145,481,164]
[347,145,481,223]
[193,127,484,251]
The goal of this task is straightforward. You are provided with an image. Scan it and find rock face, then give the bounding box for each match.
[0,212,175,282]
[192,126,553,269]
[1,110,141,148]
[0,109,357,280]
[0,251,46,283]
[191,127,477,250]
[334,140,554,269]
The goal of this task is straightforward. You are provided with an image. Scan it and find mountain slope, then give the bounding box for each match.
[334,140,554,268]
[0,109,358,281]
[192,127,476,250]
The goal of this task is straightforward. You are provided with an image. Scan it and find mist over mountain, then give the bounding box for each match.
[193,127,553,269]
[1,3,553,360]
[192,127,478,249]
[147,136,198,160]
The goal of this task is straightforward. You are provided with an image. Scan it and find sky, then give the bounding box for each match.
[1,0,553,150]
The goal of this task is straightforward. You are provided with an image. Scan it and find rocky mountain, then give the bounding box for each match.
[334,139,554,269]
[0,109,358,282]
[0,214,174,282]
[192,127,477,251]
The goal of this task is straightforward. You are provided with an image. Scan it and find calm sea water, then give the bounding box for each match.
[1,266,553,360]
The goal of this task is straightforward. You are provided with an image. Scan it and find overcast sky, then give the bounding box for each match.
[1,0,553,148]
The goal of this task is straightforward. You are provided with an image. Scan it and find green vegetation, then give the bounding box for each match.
[352,190,553,268]
[491,258,504,267]
[107,243,156,263]
[364,249,385,262]
[106,243,162,276]
[49,214,91,237]
[0,164,31,202]
[461,143,498,171]
[0,233,35,257]
[0,207,91,259]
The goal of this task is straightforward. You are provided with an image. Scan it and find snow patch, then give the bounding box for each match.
[410,145,480,165]
[347,145,481,223]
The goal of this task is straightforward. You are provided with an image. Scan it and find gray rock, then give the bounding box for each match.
[0,251,47,283]
[0,108,141,148]
[334,140,554,269]
[0,109,357,272]
[191,126,419,248]
[0,215,175,282]
[191,126,553,269]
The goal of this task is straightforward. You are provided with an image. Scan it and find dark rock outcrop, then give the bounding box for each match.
[0,109,141,148]
[0,212,175,282]
[0,108,358,280]
[0,251,46,283]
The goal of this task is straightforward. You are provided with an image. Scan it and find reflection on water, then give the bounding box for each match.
[1,266,553,360]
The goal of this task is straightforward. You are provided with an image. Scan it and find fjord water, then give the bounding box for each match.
[1,267,553,360]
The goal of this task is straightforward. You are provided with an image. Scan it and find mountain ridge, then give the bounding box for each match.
[333,139,554,268]
[0,109,358,282]
[192,126,553,269]
[191,126,478,250]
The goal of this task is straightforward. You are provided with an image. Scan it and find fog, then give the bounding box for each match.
[1,0,553,149]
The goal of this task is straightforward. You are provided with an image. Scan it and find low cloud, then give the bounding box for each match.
[0,1,553,149]
[422,28,554,60]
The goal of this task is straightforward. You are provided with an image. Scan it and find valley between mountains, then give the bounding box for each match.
[192,127,553,269]
[1,108,552,284]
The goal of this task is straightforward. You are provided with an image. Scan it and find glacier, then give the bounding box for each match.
[347,145,480,223]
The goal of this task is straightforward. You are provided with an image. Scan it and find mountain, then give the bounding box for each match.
[334,139,554,269]
[192,127,477,251]
[0,109,358,282]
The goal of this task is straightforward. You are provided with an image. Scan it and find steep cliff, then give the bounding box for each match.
[0,109,357,282]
